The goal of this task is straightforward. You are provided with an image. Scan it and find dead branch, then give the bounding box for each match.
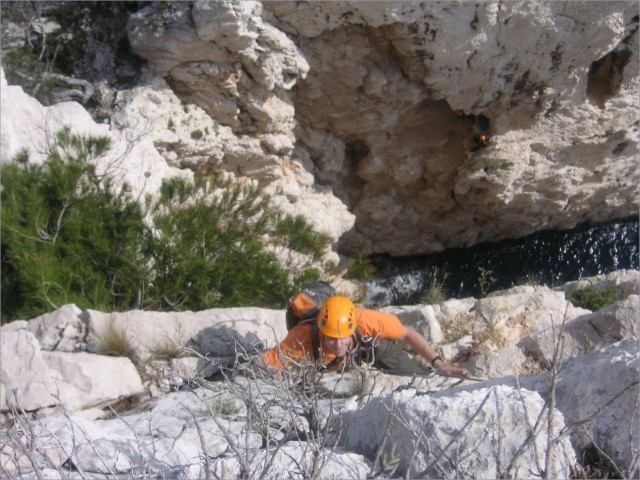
[413,388,494,478]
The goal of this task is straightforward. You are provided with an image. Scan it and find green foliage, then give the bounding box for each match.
[495,162,513,171]
[274,214,330,262]
[477,265,496,298]
[13,148,29,164]
[345,254,376,280]
[1,128,148,322]
[2,129,330,323]
[1,44,58,106]
[190,129,204,140]
[515,272,543,287]
[567,284,624,311]
[210,398,240,417]
[145,175,296,310]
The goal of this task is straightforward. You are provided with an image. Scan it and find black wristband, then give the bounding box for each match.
[431,355,443,367]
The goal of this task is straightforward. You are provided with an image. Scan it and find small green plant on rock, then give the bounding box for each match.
[152,325,186,360]
[477,266,496,297]
[96,320,133,359]
[420,267,449,304]
[476,301,507,347]
[567,284,624,311]
[210,398,240,417]
[345,254,376,280]
[516,272,543,287]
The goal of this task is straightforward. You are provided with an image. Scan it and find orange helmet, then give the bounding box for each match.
[318,295,357,338]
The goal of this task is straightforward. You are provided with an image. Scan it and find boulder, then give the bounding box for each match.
[460,344,529,379]
[0,68,190,201]
[439,334,475,363]
[523,338,640,477]
[339,384,576,479]
[317,370,466,405]
[517,295,639,368]
[590,294,640,341]
[0,329,143,414]
[457,338,640,477]
[42,351,143,411]
[22,304,85,352]
[0,411,77,476]
[559,269,640,297]
[474,286,590,345]
[0,330,61,412]
[516,314,600,368]
[381,304,444,343]
[0,388,261,476]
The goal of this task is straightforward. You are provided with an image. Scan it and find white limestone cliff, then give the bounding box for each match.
[125,0,639,256]
[3,1,636,259]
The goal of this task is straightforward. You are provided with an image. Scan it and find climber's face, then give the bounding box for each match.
[323,335,352,357]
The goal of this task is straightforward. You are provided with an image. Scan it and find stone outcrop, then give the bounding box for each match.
[0,330,143,413]
[0,270,637,478]
[0,68,190,203]
[124,1,639,256]
[82,306,288,363]
[339,384,576,478]
[457,338,640,477]
[109,78,356,247]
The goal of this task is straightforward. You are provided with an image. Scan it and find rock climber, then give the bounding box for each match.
[470,132,490,152]
[259,295,468,378]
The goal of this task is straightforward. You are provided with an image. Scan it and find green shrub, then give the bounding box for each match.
[477,265,496,298]
[145,175,297,310]
[274,213,330,262]
[1,127,148,322]
[345,254,376,280]
[1,128,330,323]
[567,284,624,311]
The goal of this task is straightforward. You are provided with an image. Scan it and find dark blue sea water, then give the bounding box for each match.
[364,217,639,306]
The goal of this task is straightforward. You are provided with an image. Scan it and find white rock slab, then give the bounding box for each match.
[339,384,576,479]
[0,330,60,412]
[82,307,288,362]
[23,304,85,352]
[41,351,144,411]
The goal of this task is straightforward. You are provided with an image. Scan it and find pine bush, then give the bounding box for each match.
[1,128,329,323]
[2,128,148,321]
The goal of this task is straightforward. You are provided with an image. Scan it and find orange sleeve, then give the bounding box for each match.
[356,309,406,341]
[260,324,316,370]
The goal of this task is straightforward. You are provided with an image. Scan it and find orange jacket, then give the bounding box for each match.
[260,308,406,370]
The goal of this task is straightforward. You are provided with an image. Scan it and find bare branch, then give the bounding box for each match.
[414,388,494,478]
